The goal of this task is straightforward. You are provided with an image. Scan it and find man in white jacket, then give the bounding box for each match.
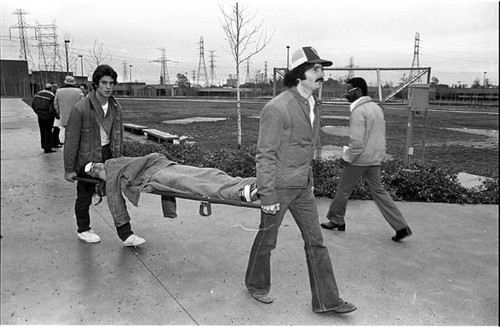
[320,77,412,242]
[54,75,84,143]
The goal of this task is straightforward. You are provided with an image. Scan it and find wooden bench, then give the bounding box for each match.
[143,128,180,144]
[123,123,148,135]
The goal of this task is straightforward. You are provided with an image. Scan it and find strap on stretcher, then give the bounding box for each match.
[73,177,261,217]
[151,190,261,216]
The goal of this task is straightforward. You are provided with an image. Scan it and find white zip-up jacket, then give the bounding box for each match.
[344,96,388,166]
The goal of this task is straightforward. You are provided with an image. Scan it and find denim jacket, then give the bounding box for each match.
[256,87,320,206]
[64,91,123,174]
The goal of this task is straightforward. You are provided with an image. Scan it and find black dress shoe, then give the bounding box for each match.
[320,221,346,231]
[392,227,412,242]
[44,149,56,153]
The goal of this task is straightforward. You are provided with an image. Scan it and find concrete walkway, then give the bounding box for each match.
[1,97,498,325]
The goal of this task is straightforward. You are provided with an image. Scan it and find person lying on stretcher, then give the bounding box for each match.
[84,152,258,246]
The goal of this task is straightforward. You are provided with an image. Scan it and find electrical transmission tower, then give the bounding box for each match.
[245,59,251,83]
[9,9,35,70]
[122,61,128,83]
[409,32,421,83]
[347,57,355,79]
[151,48,177,85]
[208,50,217,86]
[264,61,268,82]
[196,37,209,87]
[35,20,62,73]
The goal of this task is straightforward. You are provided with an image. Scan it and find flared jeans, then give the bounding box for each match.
[245,186,345,312]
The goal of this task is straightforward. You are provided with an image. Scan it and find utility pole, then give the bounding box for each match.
[129,65,133,83]
[64,39,70,75]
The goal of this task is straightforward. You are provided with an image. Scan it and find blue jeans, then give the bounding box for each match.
[326,164,408,231]
[75,144,111,233]
[245,186,345,312]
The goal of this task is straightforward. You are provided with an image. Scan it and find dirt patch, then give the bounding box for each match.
[427,128,498,149]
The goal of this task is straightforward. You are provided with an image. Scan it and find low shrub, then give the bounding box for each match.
[123,140,498,204]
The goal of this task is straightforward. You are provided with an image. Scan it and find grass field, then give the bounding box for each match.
[118,98,498,178]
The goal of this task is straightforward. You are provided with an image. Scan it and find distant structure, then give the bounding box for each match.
[9,9,35,69]
[245,59,251,83]
[152,47,176,85]
[196,37,209,87]
[208,50,217,86]
[347,57,355,79]
[35,20,62,73]
[409,32,421,83]
[122,61,128,83]
[264,61,268,81]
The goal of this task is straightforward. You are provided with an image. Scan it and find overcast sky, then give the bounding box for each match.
[1,0,498,86]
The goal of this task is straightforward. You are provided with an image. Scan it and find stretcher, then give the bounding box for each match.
[74,177,261,216]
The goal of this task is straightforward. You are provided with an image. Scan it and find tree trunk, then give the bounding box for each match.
[236,66,242,149]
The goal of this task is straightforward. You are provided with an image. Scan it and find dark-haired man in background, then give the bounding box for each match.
[245,46,356,315]
[320,77,412,242]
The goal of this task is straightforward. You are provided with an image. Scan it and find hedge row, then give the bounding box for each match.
[123,140,498,205]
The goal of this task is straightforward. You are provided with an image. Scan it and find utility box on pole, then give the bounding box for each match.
[404,84,429,170]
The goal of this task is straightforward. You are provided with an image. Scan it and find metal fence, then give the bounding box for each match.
[273,67,432,160]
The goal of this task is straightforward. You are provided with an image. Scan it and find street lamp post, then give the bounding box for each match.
[129,65,133,83]
[64,40,70,75]
[286,45,290,70]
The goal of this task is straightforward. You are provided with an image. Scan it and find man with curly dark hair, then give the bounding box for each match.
[245,46,356,315]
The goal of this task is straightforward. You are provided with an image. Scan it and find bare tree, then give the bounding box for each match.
[219,2,273,148]
[87,39,112,72]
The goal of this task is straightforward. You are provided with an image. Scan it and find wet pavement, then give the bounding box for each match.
[1,97,498,325]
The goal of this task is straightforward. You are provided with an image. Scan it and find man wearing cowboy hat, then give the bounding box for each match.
[54,75,84,144]
[244,46,357,315]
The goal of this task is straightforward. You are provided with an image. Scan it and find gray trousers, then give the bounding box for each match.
[326,164,408,231]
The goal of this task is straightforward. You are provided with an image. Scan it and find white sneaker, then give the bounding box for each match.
[77,230,101,243]
[238,182,259,202]
[122,234,146,247]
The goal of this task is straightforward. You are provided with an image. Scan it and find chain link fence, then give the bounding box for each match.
[273,67,431,160]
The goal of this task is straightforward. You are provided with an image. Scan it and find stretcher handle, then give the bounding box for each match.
[73,176,101,184]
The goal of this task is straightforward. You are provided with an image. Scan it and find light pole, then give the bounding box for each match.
[64,40,70,75]
[129,65,133,83]
[286,45,290,70]
[78,55,84,81]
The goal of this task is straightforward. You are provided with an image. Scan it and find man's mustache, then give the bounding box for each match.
[315,78,324,83]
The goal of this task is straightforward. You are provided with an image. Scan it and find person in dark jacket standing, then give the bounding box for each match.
[63,65,130,245]
[31,83,58,153]
[244,47,356,315]
[320,77,412,242]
